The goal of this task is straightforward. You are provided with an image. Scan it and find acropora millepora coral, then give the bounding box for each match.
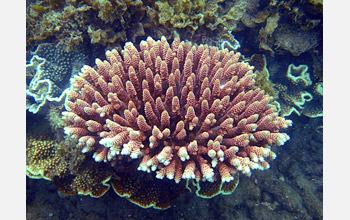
[62,37,292,186]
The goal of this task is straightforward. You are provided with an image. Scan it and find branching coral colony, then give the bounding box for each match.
[28,36,292,209]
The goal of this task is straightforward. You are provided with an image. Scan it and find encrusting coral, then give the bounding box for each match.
[26,131,191,208]
[302,82,322,118]
[26,135,69,180]
[26,43,87,114]
[62,36,292,189]
[26,133,114,198]
[275,64,323,118]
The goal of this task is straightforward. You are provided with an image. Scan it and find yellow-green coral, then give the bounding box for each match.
[26,134,112,198]
[258,12,280,56]
[57,161,112,198]
[286,64,312,88]
[308,0,323,6]
[249,54,279,100]
[26,135,69,180]
[154,0,272,37]
[195,172,239,198]
[26,132,189,209]
[27,2,91,51]
[87,25,122,45]
[155,0,205,31]
[27,0,149,50]
[46,105,68,132]
[90,0,144,24]
[27,0,322,58]
[92,0,114,23]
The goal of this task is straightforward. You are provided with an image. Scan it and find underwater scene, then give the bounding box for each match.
[26,0,323,219]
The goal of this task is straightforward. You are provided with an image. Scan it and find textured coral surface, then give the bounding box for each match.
[275,64,323,118]
[26,0,321,57]
[62,37,292,187]
[26,43,87,114]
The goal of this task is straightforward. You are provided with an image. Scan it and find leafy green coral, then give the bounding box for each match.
[27,0,322,59]
[27,1,91,51]
[27,0,145,51]
[155,0,205,30]
[26,0,279,51]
